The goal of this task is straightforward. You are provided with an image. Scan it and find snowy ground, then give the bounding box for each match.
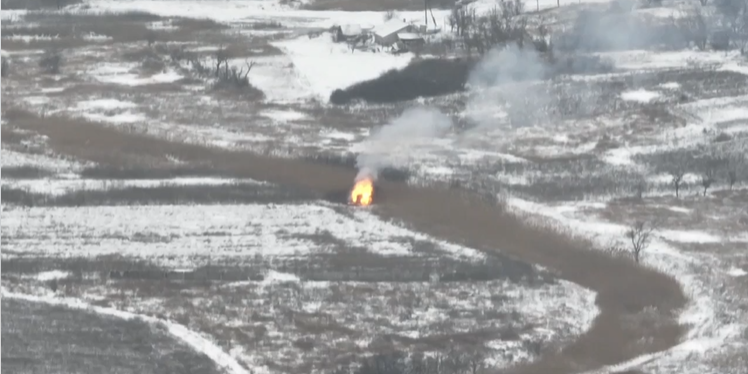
[507,194,748,374]
[1,201,598,373]
[2,0,748,373]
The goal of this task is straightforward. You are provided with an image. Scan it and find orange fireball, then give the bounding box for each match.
[350,178,374,206]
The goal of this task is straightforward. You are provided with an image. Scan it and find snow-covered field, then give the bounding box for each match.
[1,203,491,264]
[3,0,748,373]
[1,201,599,372]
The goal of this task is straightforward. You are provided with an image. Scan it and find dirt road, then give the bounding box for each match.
[11,111,687,374]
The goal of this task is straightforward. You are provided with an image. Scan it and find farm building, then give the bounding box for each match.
[372,19,414,46]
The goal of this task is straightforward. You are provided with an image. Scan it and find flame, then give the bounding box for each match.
[350,178,374,206]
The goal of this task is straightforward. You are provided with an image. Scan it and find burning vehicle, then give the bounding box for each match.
[349,176,376,206]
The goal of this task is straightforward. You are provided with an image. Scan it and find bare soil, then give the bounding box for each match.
[4,110,688,374]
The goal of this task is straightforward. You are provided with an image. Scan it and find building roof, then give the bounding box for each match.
[398,32,424,41]
[372,19,410,37]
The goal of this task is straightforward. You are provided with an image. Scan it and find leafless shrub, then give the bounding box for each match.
[625,220,656,263]
[39,48,63,74]
[184,45,262,96]
[214,60,256,91]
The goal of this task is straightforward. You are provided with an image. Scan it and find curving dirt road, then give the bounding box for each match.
[12,111,687,374]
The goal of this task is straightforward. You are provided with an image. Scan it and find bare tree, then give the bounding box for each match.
[625,220,656,263]
[677,8,709,50]
[700,164,716,196]
[669,167,686,198]
[214,44,229,77]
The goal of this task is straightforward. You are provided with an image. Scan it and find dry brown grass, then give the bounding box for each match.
[4,109,687,374]
[1,13,229,51]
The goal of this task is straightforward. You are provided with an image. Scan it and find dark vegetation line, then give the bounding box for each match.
[0,184,315,206]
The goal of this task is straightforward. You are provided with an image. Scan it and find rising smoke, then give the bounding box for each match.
[354,6,693,178]
[355,106,452,181]
[464,43,552,131]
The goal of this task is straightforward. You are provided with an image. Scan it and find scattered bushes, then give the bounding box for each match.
[185,46,264,99]
[330,58,472,104]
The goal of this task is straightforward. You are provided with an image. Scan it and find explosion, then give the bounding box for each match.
[350,177,374,206]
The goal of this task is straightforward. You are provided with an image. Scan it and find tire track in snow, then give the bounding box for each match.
[1,289,251,374]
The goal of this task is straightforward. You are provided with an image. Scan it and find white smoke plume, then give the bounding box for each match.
[355,106,452,181]
[468,44,547,89]
[465,44,551,131]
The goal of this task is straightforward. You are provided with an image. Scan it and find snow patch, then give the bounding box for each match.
[75,98,138,111]
[275,33,413,101]
[621,89,660,103]
[89,63,183,86]
[3,34,58,42]
[35,270,71,281]
[659,230,722,244]
[659,82,681,90]
[262,270,300,284]
[81,32,113,42]
[261,109,307,122]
